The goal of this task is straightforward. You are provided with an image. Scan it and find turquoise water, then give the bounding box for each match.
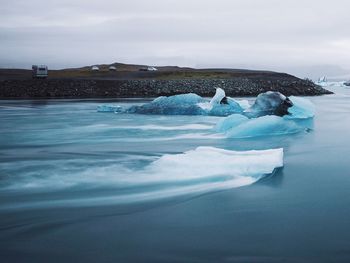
[1,85,350,262]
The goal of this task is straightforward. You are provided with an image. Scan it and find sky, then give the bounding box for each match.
[1,0,350,78]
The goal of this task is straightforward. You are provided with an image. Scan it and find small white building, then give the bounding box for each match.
[91,66,99,71]
[32,65,48,78]
[147,66,158,71]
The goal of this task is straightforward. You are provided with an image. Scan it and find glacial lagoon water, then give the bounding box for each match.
[1,84,350,262]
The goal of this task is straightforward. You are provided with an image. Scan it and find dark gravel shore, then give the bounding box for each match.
[0,67,332,99]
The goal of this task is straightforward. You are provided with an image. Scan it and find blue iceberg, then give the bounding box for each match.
[96,89,315,123]
[207,89,244,116]
[215,93,315,138]
[285,96,315,119]
[216,114,249,133]
[216,114,308,138]
[127,93,208,115]
[244,91,293,118]
[98,88,244,116]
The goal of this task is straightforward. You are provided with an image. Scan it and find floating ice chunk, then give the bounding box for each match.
[125,91,243,116]
[226,116,304,138]
[245,91,293,118]
[209,101,243,116]
[97,105,122,112]
[146,146,284,184]
[316,76,328,86]
[98,90,307,117]
[152,93,205,106]
[1,147,284,209]
[227,98,244,109]
[243,91,315,119]
[218,115,305,138]
[234,99,251,110]
[197,88,243,116]
[127,93,207,115]
[343,81,350,87]
[216,114,249,132]
[210,88,226,105]
[197,100,243,117]
[285,96,315,119]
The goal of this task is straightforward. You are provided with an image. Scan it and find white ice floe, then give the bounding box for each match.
[1,147,283,209]
[145,146,283,183]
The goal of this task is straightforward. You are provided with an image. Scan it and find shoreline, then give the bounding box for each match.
[0,66,333,99]
[0,77,332,100]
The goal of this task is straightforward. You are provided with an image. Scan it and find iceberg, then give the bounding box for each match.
[285,96,315,119]
[153,93,205,106]
[122,88,243,116]
[235,99,251,110]
[317,76,328,86]
[207,89,244,116]
[216,115,306,138]
[216,114,249,133]
[127,93,207,115]
[210,87,226,105]
[96,90,315,122]
[215,94,315,138]
[244,91,293,118]
[208,101,243,116]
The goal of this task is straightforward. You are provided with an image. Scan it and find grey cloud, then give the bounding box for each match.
[1,0,350,78]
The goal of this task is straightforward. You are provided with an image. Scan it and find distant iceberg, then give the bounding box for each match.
[317,76,328,86]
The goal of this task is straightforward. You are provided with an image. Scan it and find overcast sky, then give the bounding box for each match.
[1,0,350,78]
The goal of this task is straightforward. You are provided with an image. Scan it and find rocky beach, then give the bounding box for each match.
[0,64,332,99]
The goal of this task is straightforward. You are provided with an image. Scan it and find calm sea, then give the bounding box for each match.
[1,84,350,262]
